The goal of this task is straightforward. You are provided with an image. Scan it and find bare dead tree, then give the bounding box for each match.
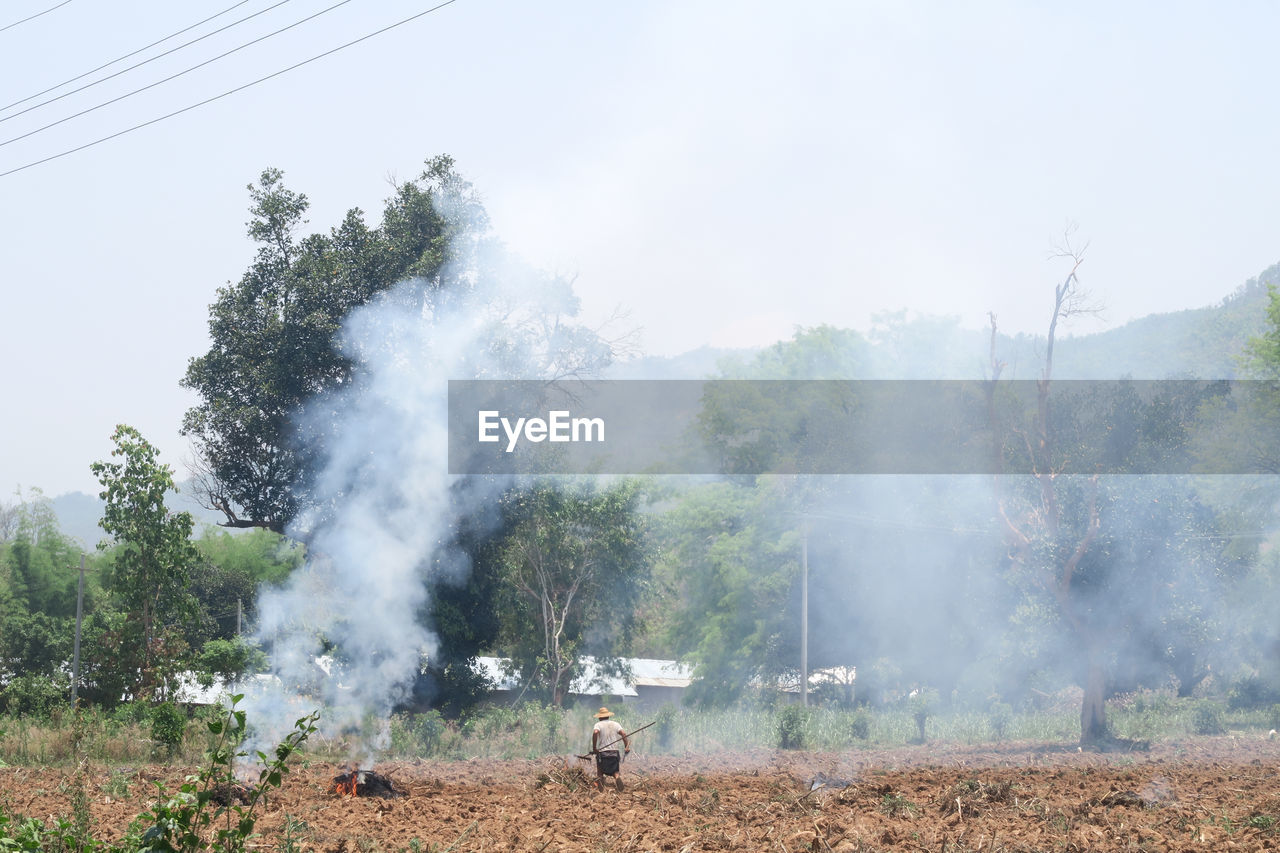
[989,232,1112,746]
[506,520,601,708]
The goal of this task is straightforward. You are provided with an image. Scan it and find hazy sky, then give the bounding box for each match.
[2,1,1278,498]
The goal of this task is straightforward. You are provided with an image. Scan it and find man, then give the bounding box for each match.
[590,706,630,791]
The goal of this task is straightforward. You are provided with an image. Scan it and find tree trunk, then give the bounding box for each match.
[1080,648,1108,746]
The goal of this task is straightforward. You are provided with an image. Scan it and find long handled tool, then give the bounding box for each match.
[576,720,656,760]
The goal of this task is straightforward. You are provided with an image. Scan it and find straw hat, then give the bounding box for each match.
[594,707,614,719]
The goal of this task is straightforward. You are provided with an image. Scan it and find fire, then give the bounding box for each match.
[331,767,403,799]
[333,768,361,797]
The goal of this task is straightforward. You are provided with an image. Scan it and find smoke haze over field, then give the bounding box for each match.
[239,243,616,759]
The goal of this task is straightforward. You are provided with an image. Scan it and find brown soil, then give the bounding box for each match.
[5,737,1280,851]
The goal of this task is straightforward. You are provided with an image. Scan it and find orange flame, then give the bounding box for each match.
[334,769,360,797]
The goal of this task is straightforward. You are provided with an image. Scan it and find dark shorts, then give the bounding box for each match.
[596,750,621,776]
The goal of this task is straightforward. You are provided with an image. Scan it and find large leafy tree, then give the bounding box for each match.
[91,425,200,700]
[181,156,488,534]
[182,157,625,719]
[492,479,649,707]
[654,479,799,707]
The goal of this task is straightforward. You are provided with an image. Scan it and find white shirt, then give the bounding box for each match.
[592,718,624,752]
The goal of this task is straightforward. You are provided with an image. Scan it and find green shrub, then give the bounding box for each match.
[0,805,73,850]
[1191,701,1226,735]
[196,638,267,685]
[777,705,808,750]
[389,710,448,757]
[131,696,318,851]
[150,701,187,753]
[1247,814,1277,832]
[0,673,68,718]
[1227,675,1280,710]
[880,793,918,817]
[1127,689,1175,714]
[111,700,152,726]
[908,689,938,743]
[849,710,871,740]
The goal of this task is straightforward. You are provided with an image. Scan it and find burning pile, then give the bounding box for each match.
[332,768,405,799]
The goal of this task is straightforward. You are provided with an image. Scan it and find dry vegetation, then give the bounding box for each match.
[4,738,1280,851]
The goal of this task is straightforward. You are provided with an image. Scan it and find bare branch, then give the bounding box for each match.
[0,498,18,542]
[1043,225,1103,376]
[593,303,644,363]
[987,312,1006,382]
[183,448,283,533]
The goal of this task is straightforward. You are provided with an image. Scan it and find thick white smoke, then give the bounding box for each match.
[236,246,608,765]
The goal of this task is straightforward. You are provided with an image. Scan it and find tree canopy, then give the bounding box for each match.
[91,425,200,701]
[181,156,488,534]
[490,479,650,707]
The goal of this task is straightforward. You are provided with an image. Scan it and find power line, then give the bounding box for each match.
[1,0,299,126]
[0,0,74,35]
[1,0,254,115]
[1,0,358,149]
[0,0,459,179]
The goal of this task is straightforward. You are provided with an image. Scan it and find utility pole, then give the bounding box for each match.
[71,554,85,708]
[801,528,808,707]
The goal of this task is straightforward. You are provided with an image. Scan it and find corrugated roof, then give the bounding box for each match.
[627,658,694,688]
[472,656,690,697]
[570,657,637,697]
[171,672,279,705]
[474,656,521,691]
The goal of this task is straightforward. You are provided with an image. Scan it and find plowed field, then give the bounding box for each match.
[5,738,1280,851]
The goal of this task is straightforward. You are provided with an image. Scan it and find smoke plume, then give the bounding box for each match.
[237,245,609,763]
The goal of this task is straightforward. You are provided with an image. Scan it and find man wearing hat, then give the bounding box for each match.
[590,707,631,791]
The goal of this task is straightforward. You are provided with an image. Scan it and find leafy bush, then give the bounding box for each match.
[908,689,939,743]
[111,701,152,726]
[0,673,68,718]
[133,695,316,851]
[389,710,449,757]
[0,805,75,850]
[460,705,517,740]
[777,705,808,750]
[1227,675,1280,710]
[879,793,918,817]
[1191,701,1226,735]
[195,638,267,687]
[849,710,871,740]
[151,702,187,754]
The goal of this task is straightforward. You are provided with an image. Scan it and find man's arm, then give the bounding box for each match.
[591,728,600,753]
[622,729,631,753]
